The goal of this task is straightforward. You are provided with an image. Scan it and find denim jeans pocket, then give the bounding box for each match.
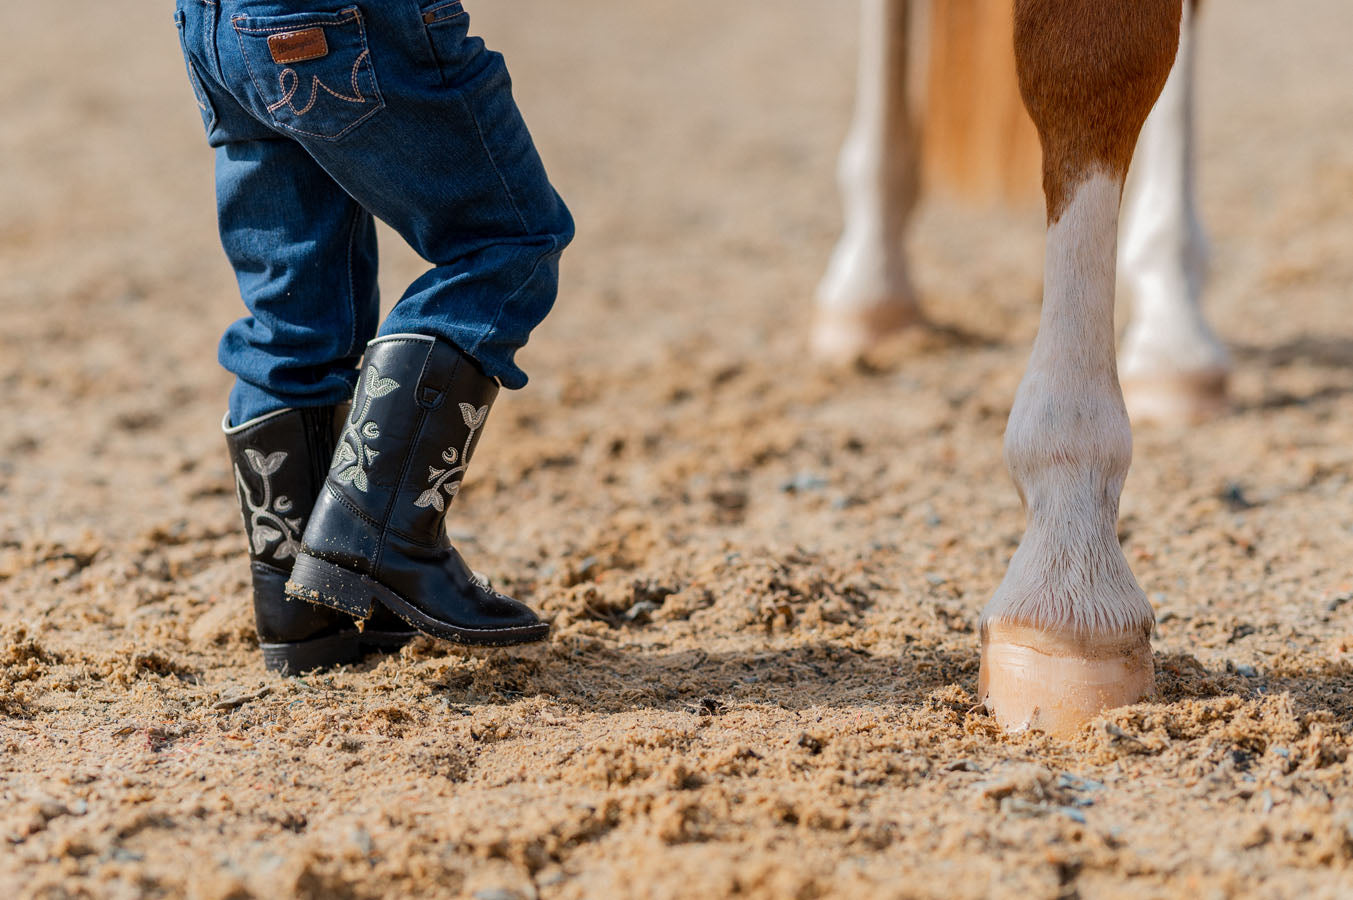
[420,1,466,25]
[175,10,218,133]
[417,0,471,84]
[231,6,385,141]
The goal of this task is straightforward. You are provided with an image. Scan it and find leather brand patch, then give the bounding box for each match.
[268,28,329,65]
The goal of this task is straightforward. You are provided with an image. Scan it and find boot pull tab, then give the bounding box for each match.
[418,385,445,410]
[414,340,456,410]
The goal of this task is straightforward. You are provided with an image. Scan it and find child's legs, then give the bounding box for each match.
[176,0,381,424]
[216,141,380,423]
[217,1,574,390]
[361,20,575,390]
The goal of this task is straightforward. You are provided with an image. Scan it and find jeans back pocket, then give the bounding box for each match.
[232,7,384,141]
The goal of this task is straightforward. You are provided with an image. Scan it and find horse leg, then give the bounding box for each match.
[1120,0,1229,425]
[814,0,921,361]
[979,0,1182,735]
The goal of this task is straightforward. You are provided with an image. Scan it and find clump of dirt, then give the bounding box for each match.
[0,627,60,717]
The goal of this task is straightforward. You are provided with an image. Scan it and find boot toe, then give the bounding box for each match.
[474,579,543,627]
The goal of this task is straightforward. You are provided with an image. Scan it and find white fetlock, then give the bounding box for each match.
[1121,367,1229,426]
[810,302,923,361]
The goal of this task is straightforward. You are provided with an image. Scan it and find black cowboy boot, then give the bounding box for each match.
[225,406,416,672]
[285,335,548,645]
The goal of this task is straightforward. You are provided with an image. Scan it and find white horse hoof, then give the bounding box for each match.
[979,621,1154,737]
[810,304,924,362]
[1122,368,1229,426]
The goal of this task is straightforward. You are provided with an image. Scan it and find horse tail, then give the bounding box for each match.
[921,0,1043,207]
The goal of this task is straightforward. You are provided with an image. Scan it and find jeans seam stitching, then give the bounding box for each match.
[422,1,466,24]
[187,62,209,112]
[177,12,219,131]
[204,0,224,85]
[457,88,529,234]
[231,9,359,34]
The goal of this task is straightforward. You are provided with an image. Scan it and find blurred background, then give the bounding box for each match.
[2,2,1351,542]
[3,2,1353,895]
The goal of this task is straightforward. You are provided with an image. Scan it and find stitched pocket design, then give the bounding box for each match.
[232,7,384,141]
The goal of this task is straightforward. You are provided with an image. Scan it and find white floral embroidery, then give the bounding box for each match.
[333,364,400,492]
[415,402,488,513]
[235,449,305,561]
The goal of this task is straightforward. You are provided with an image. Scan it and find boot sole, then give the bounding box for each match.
[260,628,415,675]
[260,631,361,675]
[359,629,419,654]
[287,553,550,647]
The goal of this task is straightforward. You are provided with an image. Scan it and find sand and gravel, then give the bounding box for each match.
[3,1,1353,897]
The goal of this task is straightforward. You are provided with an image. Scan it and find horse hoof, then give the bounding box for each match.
[1121,368,1229,426]
[811,304,923,362]
[979,621,1154,737]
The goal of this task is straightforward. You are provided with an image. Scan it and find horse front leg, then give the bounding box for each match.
[1119,0,1230,425]
[814,0,921,361]
[979,0,1183,735]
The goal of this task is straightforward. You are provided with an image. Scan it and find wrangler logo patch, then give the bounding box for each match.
[268,28,329,65]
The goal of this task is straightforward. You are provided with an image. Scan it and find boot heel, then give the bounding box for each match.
[288,553,377,619]
[260,631,361,675]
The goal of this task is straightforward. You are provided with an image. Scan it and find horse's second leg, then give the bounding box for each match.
[1119,0,1229,425]
[980,0,1182,735]
[814,0,921,361]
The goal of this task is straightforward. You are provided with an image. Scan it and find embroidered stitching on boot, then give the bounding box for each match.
[415,402,488,512]
[333,364,400,492]
[235,450,305,560]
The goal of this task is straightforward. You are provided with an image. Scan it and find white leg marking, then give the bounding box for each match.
[814,0,920,360]
[1119,2,1229,423]
[980,172,1154,735]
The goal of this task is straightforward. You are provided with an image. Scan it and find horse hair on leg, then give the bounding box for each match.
[814,0,921,361]
[1119,0,1230,425]
[979,0,1183,736]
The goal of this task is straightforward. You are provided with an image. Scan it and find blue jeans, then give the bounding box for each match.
[174,0,573,424]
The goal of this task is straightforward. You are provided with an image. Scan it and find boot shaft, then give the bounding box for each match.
[327,334,499,544]
[224,405,363,656]
[224,406,339,567]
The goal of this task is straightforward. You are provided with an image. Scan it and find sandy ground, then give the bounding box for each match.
[3,1,1353,897]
